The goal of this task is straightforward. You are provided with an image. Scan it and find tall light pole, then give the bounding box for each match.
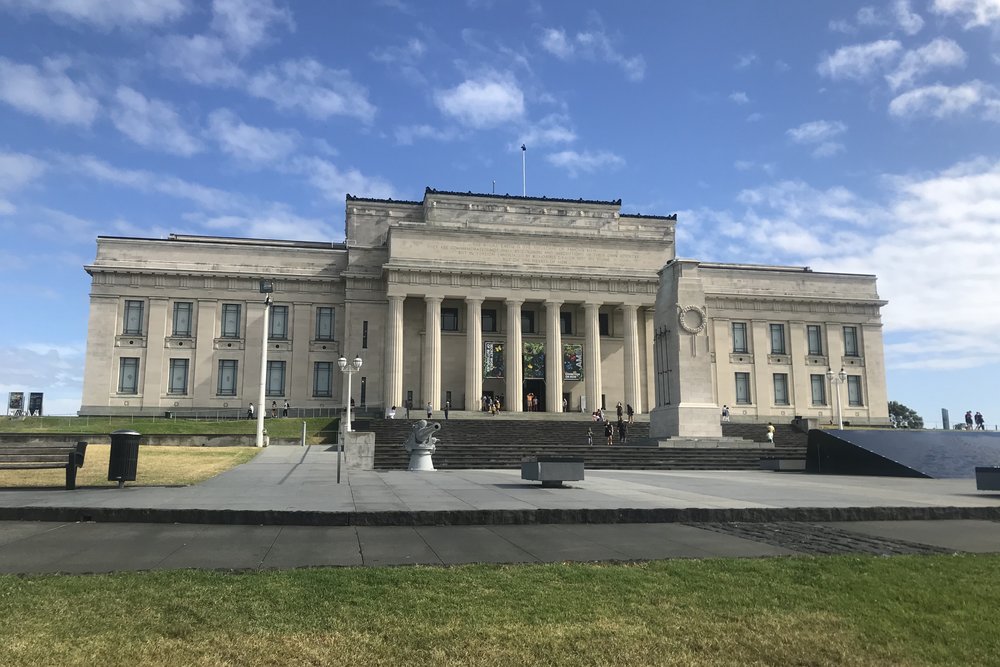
[256,280,274,448]
[339,354,363,433]
[827,367,847,430]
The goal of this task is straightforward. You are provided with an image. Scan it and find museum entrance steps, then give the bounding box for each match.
[721,423,808,460]
[366,418,780,471]
[384,410,650,422]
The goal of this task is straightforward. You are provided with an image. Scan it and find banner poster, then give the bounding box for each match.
[523,342,545,379]
[7,392,24,413]
[563,344,584,381]
[483,341,505,378]
[28,393,43,417]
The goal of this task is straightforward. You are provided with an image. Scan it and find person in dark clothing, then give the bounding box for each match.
[604,421,614,446]
[616,402,623,420]
[626,404,634,424]
[618,418,628,445]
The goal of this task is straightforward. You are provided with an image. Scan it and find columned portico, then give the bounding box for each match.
[545,300,563,411]
[384,295,404,410]
[622,304,642,414]
[465,297,483,410]
[423,295,442,409]
[505,298,523,412]
[584,302,602,413]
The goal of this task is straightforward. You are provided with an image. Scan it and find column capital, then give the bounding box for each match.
[464,296,485,305]
[544,299,564,309]
[388,294,405,303]
[620,303,639,313]
[505,298,524,307]
[584,302,601,313]
[424,295,443,304]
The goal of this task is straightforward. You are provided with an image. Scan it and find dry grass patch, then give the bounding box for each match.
[0,445,258,488]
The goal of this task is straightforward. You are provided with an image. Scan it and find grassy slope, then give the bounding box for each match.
[0,416,339,439]
[0,555,997,666]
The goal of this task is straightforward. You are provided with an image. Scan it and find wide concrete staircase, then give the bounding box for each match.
[362,417,803,471]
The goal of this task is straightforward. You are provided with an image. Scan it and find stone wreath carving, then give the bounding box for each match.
[677,305,707,334]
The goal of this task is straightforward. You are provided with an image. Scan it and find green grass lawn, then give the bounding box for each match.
[0,554,997,666]
[0,416,339,439]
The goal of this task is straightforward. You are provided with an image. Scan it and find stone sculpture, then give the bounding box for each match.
[403,419,440,471]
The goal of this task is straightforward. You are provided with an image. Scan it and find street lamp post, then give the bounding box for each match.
[826,367,847,430]
[256,280,274,448]
[338,355,363,484]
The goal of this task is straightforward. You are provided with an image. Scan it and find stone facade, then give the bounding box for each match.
[80,188,889,425]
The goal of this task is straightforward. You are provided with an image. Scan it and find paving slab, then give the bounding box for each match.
[824,520,1000,554]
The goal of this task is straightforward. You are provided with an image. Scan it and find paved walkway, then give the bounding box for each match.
[1,446,999,573]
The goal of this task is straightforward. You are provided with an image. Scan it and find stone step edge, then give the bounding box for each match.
[2,504,998,527]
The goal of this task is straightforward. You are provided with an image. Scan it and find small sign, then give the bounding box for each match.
[7,392,24,415]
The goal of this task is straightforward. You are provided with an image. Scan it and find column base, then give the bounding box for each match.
[649,402,722,438]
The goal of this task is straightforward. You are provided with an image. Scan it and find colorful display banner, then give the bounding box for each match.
[523,342,545,379]
[483,341,505,378]
[563,344,584,381]
[7,392,23,412]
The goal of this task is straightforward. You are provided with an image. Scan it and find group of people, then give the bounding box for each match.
[964,410,987,430]
[525,392,539,411]
[246,401,290,419]
[592,401,635,425]
[481,395,503,415]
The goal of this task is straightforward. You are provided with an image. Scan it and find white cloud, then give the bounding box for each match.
[289,156,396,202]
[0,0,189,29]
[516,114,576,149]
[746,112,764,122]
[539,27,646,81]
[818,40,902,81]
[0,56,99,126]
[829,18,857,34]
[158,34,246,86]
[733,160,775,175]
[545,149,624,177]
[247,59,376,122]
[787,120,847,144]
[206,108,298,164]
[856,6,883,26]
[887,38,966,90]
[931,0,1000,28]
[435,73,525,128]
[812,142,845,158]
[393,124,461,145]
[211,0,294,54]
[728,91,750,104]
[735,52,758,69]
[0,151,46,214]
[888,81,997,119]
[894,0,925,34]
[196,208,335,242]
[110,87,202,156]
[371,37,426,64]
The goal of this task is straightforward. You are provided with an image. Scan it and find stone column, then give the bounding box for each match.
[643,307,655,412]
[422,296,442,410]
[622,304,642,414]
[505,298,523,412]
[384,295,404,410]
[465,297,483,411]
[545,300,563,412]
[584,302,602,413]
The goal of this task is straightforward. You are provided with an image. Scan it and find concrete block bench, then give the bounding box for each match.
[521,456,584,488]
[975,466,1000,491]
[759,458,806,472]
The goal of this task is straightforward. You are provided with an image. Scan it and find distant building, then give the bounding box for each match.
[80,188,889,425]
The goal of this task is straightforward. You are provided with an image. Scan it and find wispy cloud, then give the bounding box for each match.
[728,91,750,104]
[206,108,299,164]
[288,156,396,202]
[110,86,203,156]
[539,27,646,81]
[0,56,100,126]
[735,52,758,69]
[886,38,966,91]
[211,0,294,55]
[247,59,376,122]
[515,114,576,149]
[889,81,1000,120]
[0,0,189,29]
[931,0,1000,28]
[786,120,848,157]
[818,40,902,81]
[0,151,46,214]
[546,149,624,177]
[435,72,525,128]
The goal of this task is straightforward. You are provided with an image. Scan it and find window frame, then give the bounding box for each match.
[521,310,535,335]
[847,375,864,406]
[269,305,289,340]
[315,307,335,341]
[441,307,460,332]
[481,308,497,333]
[220,303,241,339]
[118,357,139,394]
[807,325,823,356]
[123,300,144,335]
[810,374,827,406]
[313,361,333,397]
[217,359,238,396]
[773,373,790,405]
[266,360,286,397]
[172,301,193,337]
[560,311,572,335]
[843,326,860,357]
[769,323,786,355]
[168,358,189,395]
[732,322,748,353]
[735,372,752,405]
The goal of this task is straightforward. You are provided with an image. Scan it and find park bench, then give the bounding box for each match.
[521,455,584,488]
[0,441,88,490]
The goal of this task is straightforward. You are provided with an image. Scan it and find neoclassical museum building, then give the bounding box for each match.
[80,188,889,425]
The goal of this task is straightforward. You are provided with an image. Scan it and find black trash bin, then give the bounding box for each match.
[108,429,141,488]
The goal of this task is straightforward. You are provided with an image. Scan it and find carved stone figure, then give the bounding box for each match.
[403,419,440,471]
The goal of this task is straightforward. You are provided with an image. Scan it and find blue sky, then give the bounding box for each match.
[1,0,998,425]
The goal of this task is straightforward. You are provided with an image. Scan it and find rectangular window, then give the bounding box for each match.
[807,325,823,356]
[770,323,786,354]
[773,373,789,405]
[266,360,286,397]
[313,362,332,397]
[269,305,288,340]
[221,304,241,338]
[732,322,748,353]
[362,320,368,349]
[315,307,334,340]
[735,372,751,404]
[844,326,859,357]
[521,310,535,334]
[599,313,610,336]
[168,358,189,395]
[217,359,238,396]
[172,302,192,337]
[123,300,144,335]
[481,308,497,332]
[442,308,459,331]
[810,374,827,406]
[560,311,572,335]
[118,357,139,394]
[847,375,863,406]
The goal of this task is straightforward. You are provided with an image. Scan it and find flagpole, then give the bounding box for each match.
[521,144,526,196]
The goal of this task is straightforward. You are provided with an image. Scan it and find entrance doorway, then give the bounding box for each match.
[523,379,545,412]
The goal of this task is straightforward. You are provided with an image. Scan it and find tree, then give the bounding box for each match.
[888,401,924,429]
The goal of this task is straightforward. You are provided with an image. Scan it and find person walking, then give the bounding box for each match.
[405,399,412,419]
[247,402,254,420]
[766,422,775,444]
[444,401,450,420]
[604,420,614,446]
[426,401,432,419]
[271,401,278,418]
[975,411,985,430]
[618,418,628,445]
[562,396,568,412]
[616,402,623,421]
[721,405,730,422]
[965,411,974,430]
[587,427,593,446]
[626,404,634,424]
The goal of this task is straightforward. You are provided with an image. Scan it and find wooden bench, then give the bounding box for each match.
[0,441,88,490]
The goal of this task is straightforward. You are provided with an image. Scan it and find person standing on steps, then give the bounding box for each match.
[604,420,614,446]
[626,404,634,424]
[616,402,623,421]
[426,401,432,419]
[618,418,628,445]
[444,401,450,420]
[766,422,775,444]
[587,427,593,446]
